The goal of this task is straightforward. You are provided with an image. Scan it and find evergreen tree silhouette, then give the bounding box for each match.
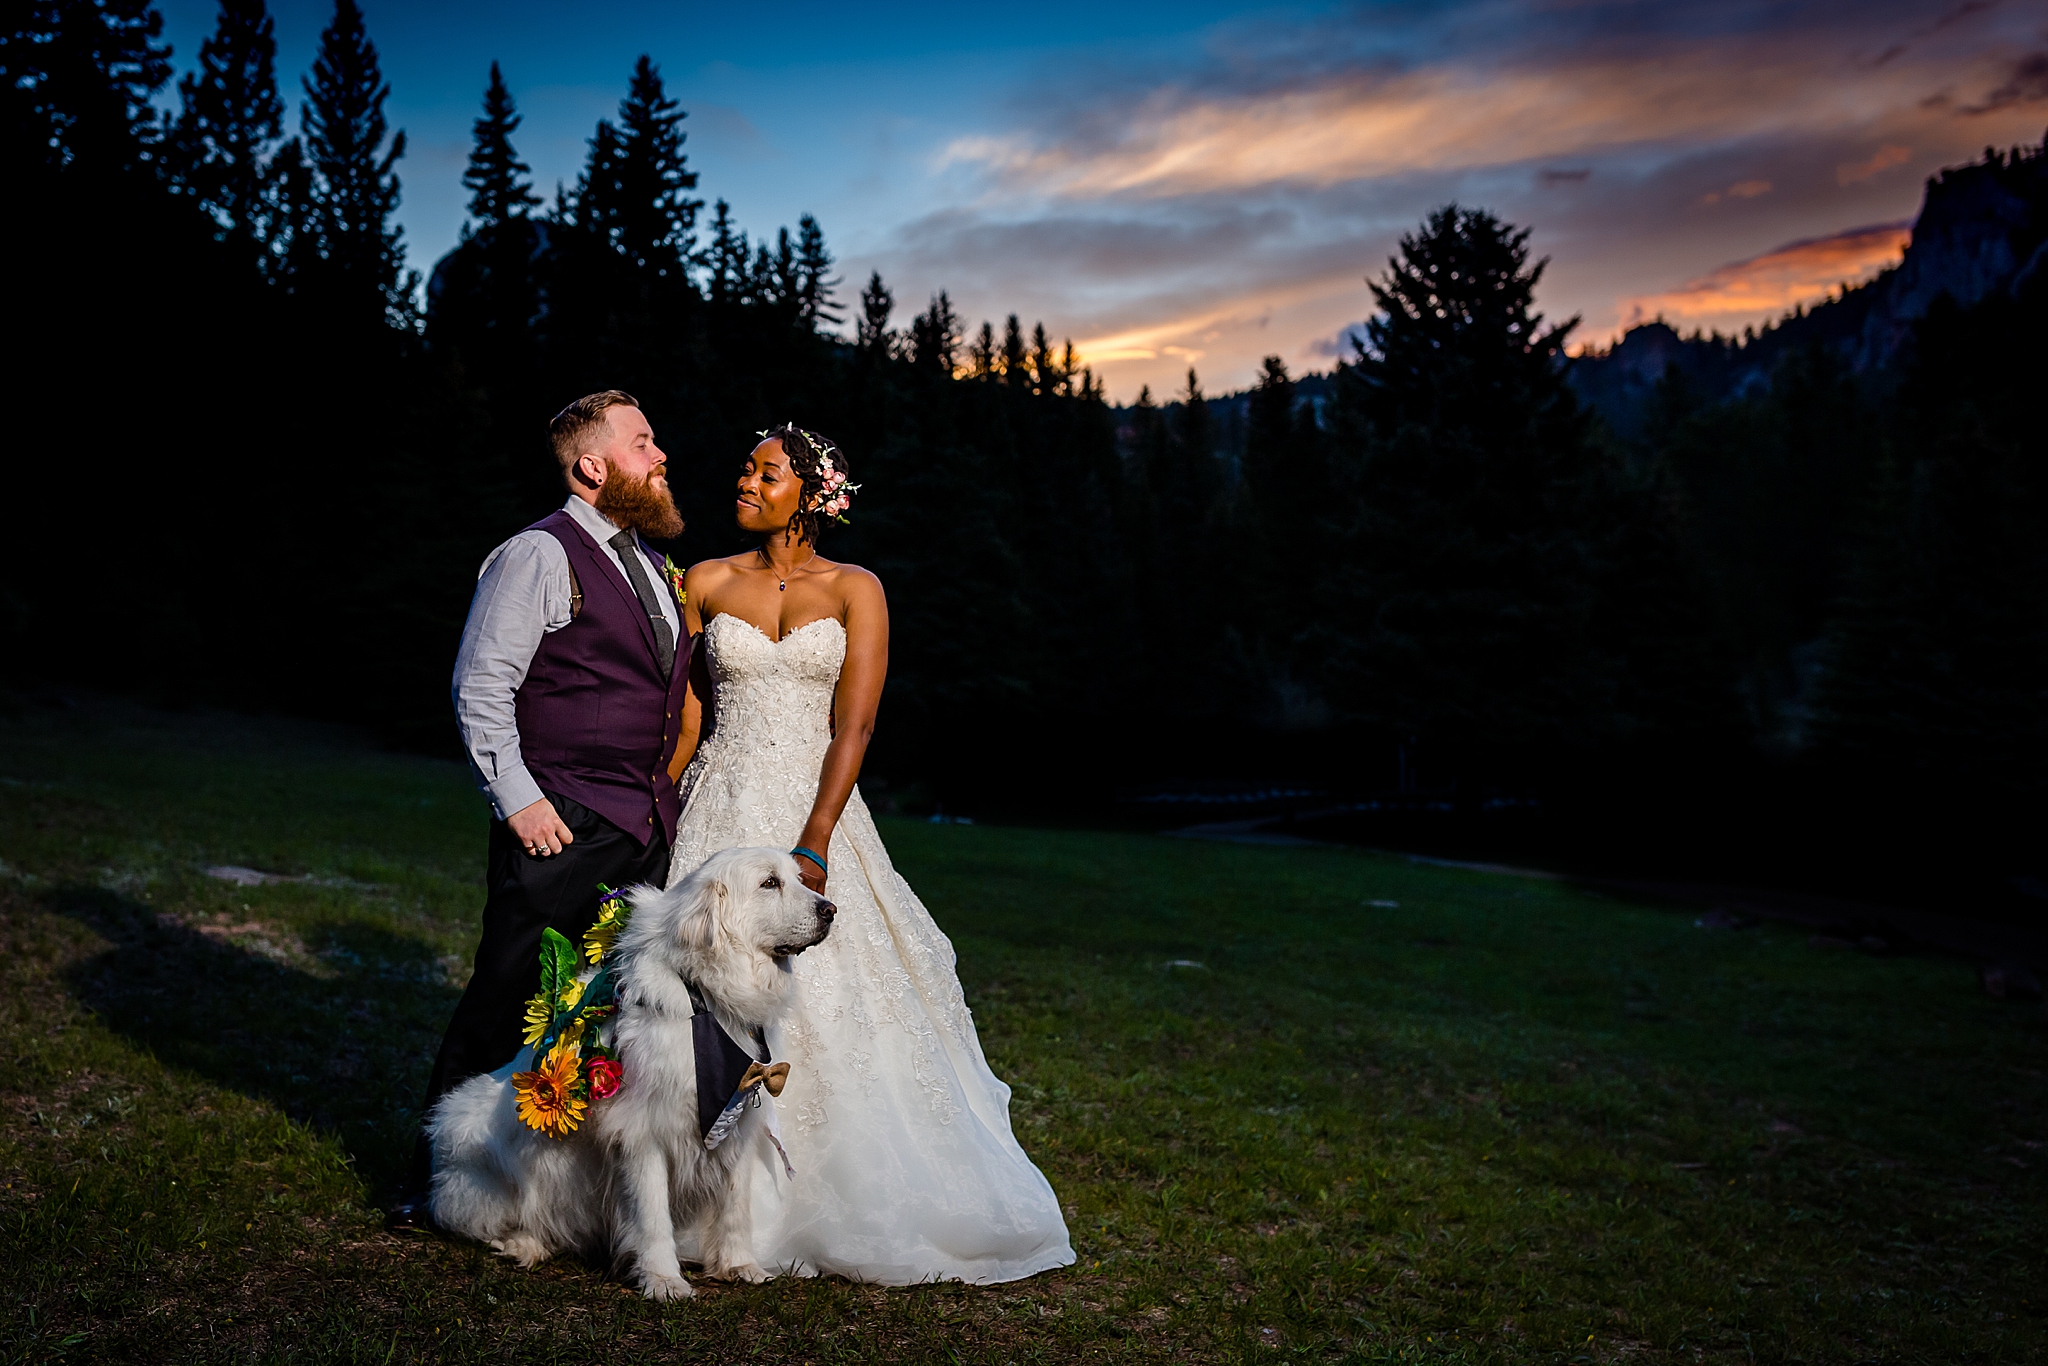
[301,0,409,323]
[262,134,320,290]
[1128,384,1171,498]
[794,214,838,327]
[573,117,623,238]
[606,55,699,277]
[5,0,171,175]
[700,198,748,305]
[1243,354,1298,508]
[1000,314,1028,385]
[909,292,960,374]
[165,0,282,263]
[1321,204,1612,752]
[1812,284,2048,792]
[462,61,537,230]
[968,321,996,378]
[1029,322,1058,395]
[857,270,894,354]
[749,237,782,305]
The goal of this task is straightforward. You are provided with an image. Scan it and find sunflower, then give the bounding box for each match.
[513,1040,587,1138]
[584,897,631,964]
[520,991,552,1048]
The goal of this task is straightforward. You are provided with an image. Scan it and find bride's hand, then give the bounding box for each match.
[792,838,829,893]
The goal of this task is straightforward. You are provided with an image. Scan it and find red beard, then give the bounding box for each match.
[597,462,684,540]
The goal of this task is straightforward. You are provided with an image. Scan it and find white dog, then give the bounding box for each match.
[426,847,835,1299]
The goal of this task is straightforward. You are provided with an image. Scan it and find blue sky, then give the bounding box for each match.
[155,1,2048,399]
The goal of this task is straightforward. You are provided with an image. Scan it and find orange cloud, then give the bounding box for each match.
[1617,222,1912,331]
[940,48,1939,200]
[1837,143,1912,183]
[1070,271,1356,369]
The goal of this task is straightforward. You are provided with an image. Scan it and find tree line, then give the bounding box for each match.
[4,0,2038,898]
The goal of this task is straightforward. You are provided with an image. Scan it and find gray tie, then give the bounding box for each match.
[608,528,677,678]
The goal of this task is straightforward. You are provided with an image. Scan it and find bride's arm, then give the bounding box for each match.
[666,563,717,784]
[793,570,889,891]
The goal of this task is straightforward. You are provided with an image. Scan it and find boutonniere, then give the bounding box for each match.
[662,554,687,605]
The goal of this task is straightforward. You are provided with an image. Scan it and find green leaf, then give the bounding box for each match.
[538,927,578,1003]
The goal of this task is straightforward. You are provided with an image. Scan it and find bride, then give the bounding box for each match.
[663,424,1074,1284]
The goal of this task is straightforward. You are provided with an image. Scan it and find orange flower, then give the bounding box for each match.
[512,1041,587,1137]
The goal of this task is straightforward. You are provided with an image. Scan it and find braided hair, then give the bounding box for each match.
[757,422,856,546]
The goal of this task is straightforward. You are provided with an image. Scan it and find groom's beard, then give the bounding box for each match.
[597,461,685,540]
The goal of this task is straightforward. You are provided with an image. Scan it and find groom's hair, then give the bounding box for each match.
[550,390,641,471]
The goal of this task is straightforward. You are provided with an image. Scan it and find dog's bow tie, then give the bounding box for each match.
[738,1061,791,1098]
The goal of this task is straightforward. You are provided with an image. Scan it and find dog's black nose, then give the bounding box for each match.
[816,898,836,920]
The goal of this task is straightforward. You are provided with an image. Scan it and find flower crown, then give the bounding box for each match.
[761,425,860,525]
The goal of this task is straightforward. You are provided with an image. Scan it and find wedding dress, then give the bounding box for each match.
[664,612,1074,1283]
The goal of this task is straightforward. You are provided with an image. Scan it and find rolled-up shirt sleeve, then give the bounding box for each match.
[452,532,570,820]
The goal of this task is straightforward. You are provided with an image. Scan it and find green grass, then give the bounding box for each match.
[0,701,2042,1363]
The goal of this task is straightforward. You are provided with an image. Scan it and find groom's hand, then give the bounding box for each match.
[508,798,575,858]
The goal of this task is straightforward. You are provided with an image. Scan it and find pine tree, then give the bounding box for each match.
[856,270,893,354]
[462,61,536,230]
[794,214,838,327]
[261,132,319,289]
[5,0,171,176]
[574,118,623,240]
[165,0,282,260]
[969,321,996,378]
[1164,368,1218,523]
[1000,315,1027,385]
[700,198,748,305]
[1812,283,2048,790]
[1349,204,1579,449]
[300,0,409,322]
[750,238,782,305]
[1243,355,1297,506]
[1318,204,1630,751]
[1029,322,1058,395]
[909,292,959,373]
[609,54,699,277]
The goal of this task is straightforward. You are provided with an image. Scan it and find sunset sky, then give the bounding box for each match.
[157,0,2048,399]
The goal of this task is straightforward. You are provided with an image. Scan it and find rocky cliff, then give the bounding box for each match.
[1574,130,2048,431]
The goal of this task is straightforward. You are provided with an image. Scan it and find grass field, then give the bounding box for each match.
[0,701,2042,1364]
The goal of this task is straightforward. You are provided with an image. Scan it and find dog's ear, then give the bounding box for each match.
[676,872,726,953]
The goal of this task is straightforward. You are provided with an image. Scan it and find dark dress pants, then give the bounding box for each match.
[406,790,671,1190]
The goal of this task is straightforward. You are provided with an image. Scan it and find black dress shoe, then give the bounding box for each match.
[384,1196,436,1234]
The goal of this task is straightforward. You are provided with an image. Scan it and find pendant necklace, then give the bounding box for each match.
[759,544,816,592]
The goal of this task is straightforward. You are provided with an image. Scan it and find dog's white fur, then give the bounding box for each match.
[426,847,835,1299]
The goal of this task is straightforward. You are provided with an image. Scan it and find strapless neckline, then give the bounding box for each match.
[705,613,845,646]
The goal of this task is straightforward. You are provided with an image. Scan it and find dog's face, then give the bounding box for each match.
[678,847,836,963]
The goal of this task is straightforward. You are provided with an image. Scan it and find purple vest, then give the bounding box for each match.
[514,509,691,846]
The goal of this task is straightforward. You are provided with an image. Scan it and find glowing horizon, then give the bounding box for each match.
[152,0,2048,402]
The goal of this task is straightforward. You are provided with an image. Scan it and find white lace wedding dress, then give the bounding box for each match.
[664,612,1074,1283]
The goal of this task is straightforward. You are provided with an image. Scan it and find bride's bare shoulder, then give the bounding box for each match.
[686,554,751,580]
[824,561,885,612]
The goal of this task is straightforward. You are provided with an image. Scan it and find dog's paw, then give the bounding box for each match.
[721,1261,771,1284]
[639,1271,696,1302]
[490,1233,550,1268]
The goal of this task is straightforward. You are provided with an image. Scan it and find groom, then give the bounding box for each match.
[388,390,693,1230]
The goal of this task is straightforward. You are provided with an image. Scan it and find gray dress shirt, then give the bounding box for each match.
[452,496,683,820]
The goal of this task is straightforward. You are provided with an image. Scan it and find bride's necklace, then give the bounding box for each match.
[758,543,817,592]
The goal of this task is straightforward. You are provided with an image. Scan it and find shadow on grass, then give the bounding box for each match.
[47,882,459,1196]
